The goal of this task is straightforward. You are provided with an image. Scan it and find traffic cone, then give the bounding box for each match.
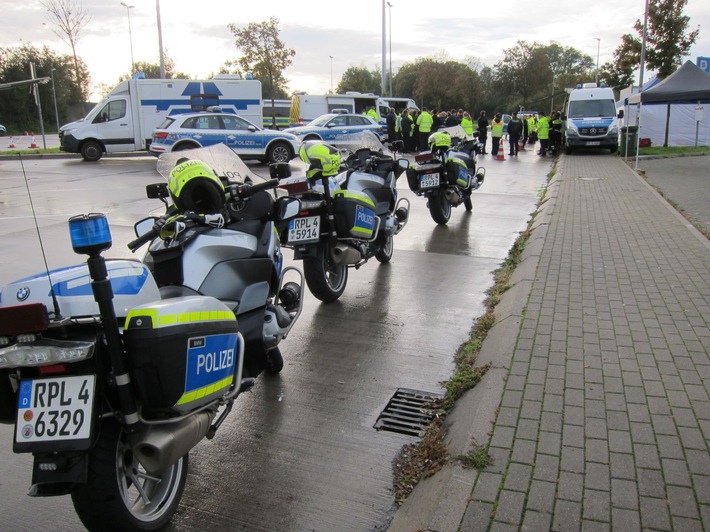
[496,143,505,160]
[8,136,16,149]
[29,132,38,149]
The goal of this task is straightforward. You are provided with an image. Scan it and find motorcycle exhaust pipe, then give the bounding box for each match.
[331,243,362,265]
[132,411,215,475]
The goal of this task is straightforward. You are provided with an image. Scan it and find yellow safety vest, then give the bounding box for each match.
[461,117,474,136]
[537,117,550,140]
[491,120,504,138]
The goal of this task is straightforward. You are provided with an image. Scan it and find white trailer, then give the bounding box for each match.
[59,77,262,161]
[289,92,417,127]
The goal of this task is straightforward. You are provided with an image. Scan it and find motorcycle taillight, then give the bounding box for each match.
[38,364,68,375]
[415,151,434,163]
[0,303,49,336]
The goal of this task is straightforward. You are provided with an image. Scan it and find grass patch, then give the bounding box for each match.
[639,145,710,156]
[456,444,492,470]
[0,148,62,156]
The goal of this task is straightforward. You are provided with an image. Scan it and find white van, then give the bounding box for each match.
[563,83,623,154]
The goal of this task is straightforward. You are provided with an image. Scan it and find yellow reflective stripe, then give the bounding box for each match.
[333,190,375,208]
[125,308,235,329]
[175,376,233,406]
[351,226,373,236]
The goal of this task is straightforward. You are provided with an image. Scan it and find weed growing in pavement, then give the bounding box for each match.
[457,444,492,470]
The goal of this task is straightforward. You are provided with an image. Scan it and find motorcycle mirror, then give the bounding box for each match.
[397,158,410,170]
[270,162,292,180]
[146,183,170,199]
[390,140,404,153]
[276,197,302,222]
[134,217,158,237]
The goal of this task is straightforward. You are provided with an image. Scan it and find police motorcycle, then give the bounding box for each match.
[0,144,304,531]
[406,126,486,225]
[277,132,411,303]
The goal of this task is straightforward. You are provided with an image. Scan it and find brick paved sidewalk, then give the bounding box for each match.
[390,154,710,531]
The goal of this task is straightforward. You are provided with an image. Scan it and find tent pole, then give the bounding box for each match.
[664,104,671,147]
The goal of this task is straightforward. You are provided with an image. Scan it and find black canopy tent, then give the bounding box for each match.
[627,60,710,146]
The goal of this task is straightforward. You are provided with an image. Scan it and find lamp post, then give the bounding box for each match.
[329,56,334,93]
[50,68,60,133]
[381,0,386,95]
[156,0,165,78]
[387,2,393,97]
[594,38,600,85]
[120,2,135,74]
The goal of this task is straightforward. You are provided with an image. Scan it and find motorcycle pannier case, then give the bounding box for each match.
[123,296,242,417]
[446,157,471,187]
[333,191,377,239]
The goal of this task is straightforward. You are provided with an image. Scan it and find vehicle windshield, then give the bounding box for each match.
[309,115,336,127]
[568,99,617,118]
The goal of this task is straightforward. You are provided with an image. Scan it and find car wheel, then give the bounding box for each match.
[174,143,199,152]
[267,141,292,163]
[303,135,321,142]
[81,140,103,162]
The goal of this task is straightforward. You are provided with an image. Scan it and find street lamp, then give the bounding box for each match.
[381,0,386,95]
[50,68,60,133]
[120,2,135,74]
[594,37,600,85]
[329,56,334,93]
[387,2,393,97]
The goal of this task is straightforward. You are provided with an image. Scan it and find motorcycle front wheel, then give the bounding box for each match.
[464,194,473,211]
[375,234,394,263]
[72,418,188,531]
[428,189,452,225]
[303,241,348,302]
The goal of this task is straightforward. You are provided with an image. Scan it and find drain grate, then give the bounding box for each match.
[374,388,443,437]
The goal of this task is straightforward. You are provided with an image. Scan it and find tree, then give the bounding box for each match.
[40,0,91,102]
[120,51,190,82]
[495,41,552,111]
[610,0,699,81]
[336,66,381,94]
[227,17,295,100]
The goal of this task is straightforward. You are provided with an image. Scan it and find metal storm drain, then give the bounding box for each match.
[374,388,443,437]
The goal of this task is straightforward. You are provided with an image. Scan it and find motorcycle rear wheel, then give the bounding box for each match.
[375,235,394,263]
[303,241,348,302]
[72,418,188,531]
[428,190,452,225]
[265,347,284,375]
[464,195,473,211]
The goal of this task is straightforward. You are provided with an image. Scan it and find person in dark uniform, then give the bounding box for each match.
[507,111,523,156]
[477,111,489,154]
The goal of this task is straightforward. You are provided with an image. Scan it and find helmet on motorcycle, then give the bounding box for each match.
[168,159,225,214]
[428,131,452,151]
[299,141,341,179]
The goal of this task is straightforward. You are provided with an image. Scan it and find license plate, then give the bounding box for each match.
[288,216,320,243]
[15,375,95,452]
[586,141,601,146]
[420,173,440,189]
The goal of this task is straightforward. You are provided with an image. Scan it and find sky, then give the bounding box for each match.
[3,0,710,101]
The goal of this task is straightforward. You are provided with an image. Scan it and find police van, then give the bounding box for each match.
[562,83,623,154]
[262,99,291,130]
[59,76,262,161]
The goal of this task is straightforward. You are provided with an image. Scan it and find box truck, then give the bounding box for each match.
[288,92,417,127]
[562,83,623,154]
[59,77,262,161]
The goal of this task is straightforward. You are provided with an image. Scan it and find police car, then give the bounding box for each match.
[149,111,301,163]
[283,113,385,142]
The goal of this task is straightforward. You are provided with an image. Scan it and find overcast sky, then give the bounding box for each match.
[3,0,710,100]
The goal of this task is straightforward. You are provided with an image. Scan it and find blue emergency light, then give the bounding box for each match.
[69,213,113,255]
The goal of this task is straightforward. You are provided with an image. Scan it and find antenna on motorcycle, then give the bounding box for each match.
[18,155,63,320]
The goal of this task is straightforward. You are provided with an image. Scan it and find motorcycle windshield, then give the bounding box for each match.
[156,143,267,186]
[326,131,395,158]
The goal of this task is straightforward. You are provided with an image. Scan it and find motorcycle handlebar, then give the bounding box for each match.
[228,178,279,200]
[127,226,159,252]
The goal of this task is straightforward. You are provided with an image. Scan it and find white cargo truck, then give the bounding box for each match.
[562,83,623,154]
[59,77,262,161]
[288,92,417,127]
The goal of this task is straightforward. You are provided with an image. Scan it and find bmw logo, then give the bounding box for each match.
[16,287,30,301]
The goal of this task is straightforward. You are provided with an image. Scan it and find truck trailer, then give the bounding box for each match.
[60,77,262,161]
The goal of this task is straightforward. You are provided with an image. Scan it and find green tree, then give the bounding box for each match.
[119,52,190,82]
[0,43,84,132]
[495,41,552,111]
[336,66,381,94]
[610,0,698,81]
[227,17,295,100]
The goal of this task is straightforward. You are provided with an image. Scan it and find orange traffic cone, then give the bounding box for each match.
[496,142,505,160]
[8,136,16,149]
[29,132,39,149]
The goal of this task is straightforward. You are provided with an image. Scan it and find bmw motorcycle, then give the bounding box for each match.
[277,132,411,303]
[0,144,304,531]
[406,126,486,225]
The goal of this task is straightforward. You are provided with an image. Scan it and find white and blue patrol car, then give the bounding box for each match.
[283,113,385,142]
[149,111,301,163]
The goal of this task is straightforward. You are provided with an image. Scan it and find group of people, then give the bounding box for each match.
[384,106,565,157]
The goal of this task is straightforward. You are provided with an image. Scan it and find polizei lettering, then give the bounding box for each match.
[196,349,235,374]
[355,205,375,228]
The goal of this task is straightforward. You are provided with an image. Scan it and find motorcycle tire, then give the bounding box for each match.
[71,418,188,532]
[464,195,473,211]
[265,347,284,375]
[375,235,394,263]
[303,240,348,303]
[428,190,452,225]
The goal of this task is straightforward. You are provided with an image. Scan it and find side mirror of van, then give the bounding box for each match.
[617,110,624,119]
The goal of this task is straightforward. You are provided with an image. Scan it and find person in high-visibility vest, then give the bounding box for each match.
[491,113,504,156]
[537,111,550,156]
[460,111,474,137]
[550,111,563,155]
[416,108,434,152]
[527,115,538,145]
[367,106,379,122]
